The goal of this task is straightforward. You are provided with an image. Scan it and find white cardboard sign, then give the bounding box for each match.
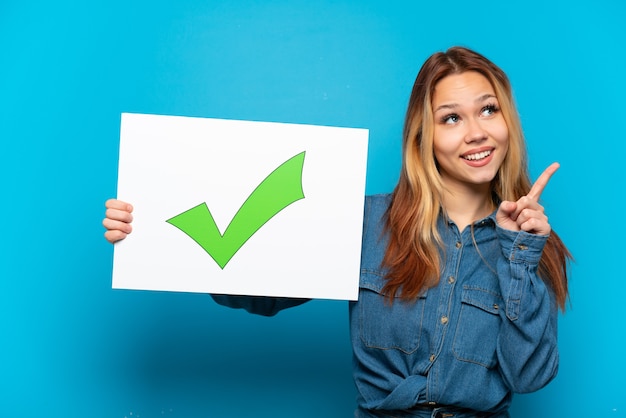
[112,113,368,300]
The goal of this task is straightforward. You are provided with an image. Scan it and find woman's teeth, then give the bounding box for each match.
[463,150,491,161]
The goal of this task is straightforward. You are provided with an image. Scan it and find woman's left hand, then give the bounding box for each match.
[496,163,559,235]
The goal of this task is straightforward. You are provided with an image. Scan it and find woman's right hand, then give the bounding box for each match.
[103,199,134,243]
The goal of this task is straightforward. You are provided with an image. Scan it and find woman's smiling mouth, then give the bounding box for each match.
[462,149,493,161]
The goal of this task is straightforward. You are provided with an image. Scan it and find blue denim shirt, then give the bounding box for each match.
[212,194,559,414]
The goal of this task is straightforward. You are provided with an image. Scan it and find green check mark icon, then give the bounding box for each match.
[166,151,306,269]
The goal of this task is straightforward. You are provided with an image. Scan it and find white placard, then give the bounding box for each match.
[112,113,368,300]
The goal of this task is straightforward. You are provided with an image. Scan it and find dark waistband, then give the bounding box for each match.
[410,403,501,417]
[357,404,508,418]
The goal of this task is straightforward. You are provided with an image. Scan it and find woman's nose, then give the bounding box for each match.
[464,118,488,143]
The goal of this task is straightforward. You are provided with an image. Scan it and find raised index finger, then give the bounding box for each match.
[527,162,560,201]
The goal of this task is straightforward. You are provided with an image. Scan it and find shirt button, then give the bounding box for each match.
[455,241,462,249]
[447,276,455,284]
[440,316,448,325]
[429,354,435,362]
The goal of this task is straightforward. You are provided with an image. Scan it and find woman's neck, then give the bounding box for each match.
[441,185,494,231]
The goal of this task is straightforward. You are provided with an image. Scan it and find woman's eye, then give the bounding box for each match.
[442,114,459,124]
[481,104,499,116]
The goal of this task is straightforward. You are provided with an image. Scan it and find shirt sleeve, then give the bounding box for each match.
[211,294,310,317]
[494,225,559,393]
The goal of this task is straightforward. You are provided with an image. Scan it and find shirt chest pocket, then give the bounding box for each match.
[453,286,503,368]
[358,270,427,354]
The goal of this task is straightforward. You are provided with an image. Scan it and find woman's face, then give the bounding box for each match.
[431,71,509,194]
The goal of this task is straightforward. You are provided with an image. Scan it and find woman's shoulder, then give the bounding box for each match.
[360,194,392,272]
[363,194,392,233]
[364,193,392,217]
[365,193,392,206]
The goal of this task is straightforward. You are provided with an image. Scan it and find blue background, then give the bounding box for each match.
[1,1,624,417]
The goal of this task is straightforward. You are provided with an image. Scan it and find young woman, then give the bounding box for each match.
[103,47,571,417]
